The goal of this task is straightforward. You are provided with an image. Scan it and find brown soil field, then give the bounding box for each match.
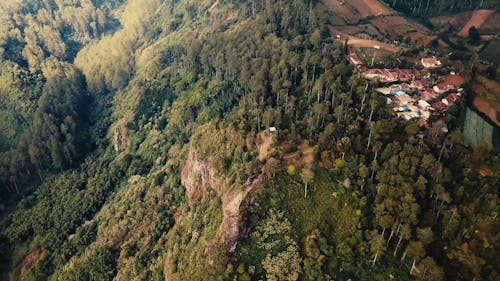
[472,75,500,126]
[430,15,454,27]
[443,74,465,87]
[451,11,474,29]
[316,2,347,25]
[345,35,399,52]
[334,25,362,34]
[478,12,500,35]
[473,96,500,126]
[371,16,407,32]
[476,75,500,97]
[351,0,392,18]
[406,32,436,46]
[322,0,360,22]
[458,9,495,37]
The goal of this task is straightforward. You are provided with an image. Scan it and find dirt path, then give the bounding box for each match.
[343,34,400,52]
[257,131,274,162]
[458,9,494,37]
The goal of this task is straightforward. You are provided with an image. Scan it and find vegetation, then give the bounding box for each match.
[0,0,498,281]
[386,0,499,17]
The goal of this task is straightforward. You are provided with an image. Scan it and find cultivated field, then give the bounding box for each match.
[322,0,435,47]
[458,9,495,37]
[350,0,392,17]
[472,75,500,126]
[322,0,360,22]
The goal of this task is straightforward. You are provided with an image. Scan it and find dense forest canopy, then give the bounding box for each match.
[0,0,498,281]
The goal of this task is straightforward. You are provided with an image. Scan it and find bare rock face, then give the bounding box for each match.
[113,126,124,152]
[181,149,226,202]
[181,149,264,253]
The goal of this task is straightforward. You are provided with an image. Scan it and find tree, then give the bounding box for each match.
[265,157,281,177]
[468,26,480,41]
[301,164,314,198]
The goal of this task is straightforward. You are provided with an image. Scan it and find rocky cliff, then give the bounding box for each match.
[181,148,264,253]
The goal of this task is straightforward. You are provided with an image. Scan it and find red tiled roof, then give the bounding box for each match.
[445,93,460,104]
[431,101,447,110]
[433,83,454,93]
[421,88,437,100]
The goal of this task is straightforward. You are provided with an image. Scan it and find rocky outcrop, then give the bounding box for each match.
[181,149,264,253]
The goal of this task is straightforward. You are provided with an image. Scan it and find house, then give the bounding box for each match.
[410,79,429,90]
[417,100,431,110]
[433,83,454,94]
[376,87,393,95]
[445,93,460,104]
[421,88,438,100]
[383,69,399,82]
[398,111,420,120]
[431,101,447,111]
[267,127,278,136]
[421,57,442,68]
[420,110,431,120]
[396,69,418,81]
[394,92,413,105]
[363,69,385,80]
[348,49,363,67]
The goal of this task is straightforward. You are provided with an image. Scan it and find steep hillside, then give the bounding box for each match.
[0,1,499,281]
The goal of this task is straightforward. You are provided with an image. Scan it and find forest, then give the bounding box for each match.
[0,0,498,281]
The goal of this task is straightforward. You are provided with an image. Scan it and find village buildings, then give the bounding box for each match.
[346,49,463,124]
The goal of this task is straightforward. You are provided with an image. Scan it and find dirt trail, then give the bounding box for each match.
[257,131,274,162]
[345,35,400,52]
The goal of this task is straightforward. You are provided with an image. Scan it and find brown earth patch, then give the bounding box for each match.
[458,9,495,37]
[257,131,275,162]
[351,0,392,17]
[472,75,500,126]
[478,12,500,35]
[282,143,317,167]
[443,74,465,87]
[343,35,400,52]
[11,246,45,281]
[371,16,407,32]
[321,0,360,22]
[473,96,500,126]
[406,32,436,46]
